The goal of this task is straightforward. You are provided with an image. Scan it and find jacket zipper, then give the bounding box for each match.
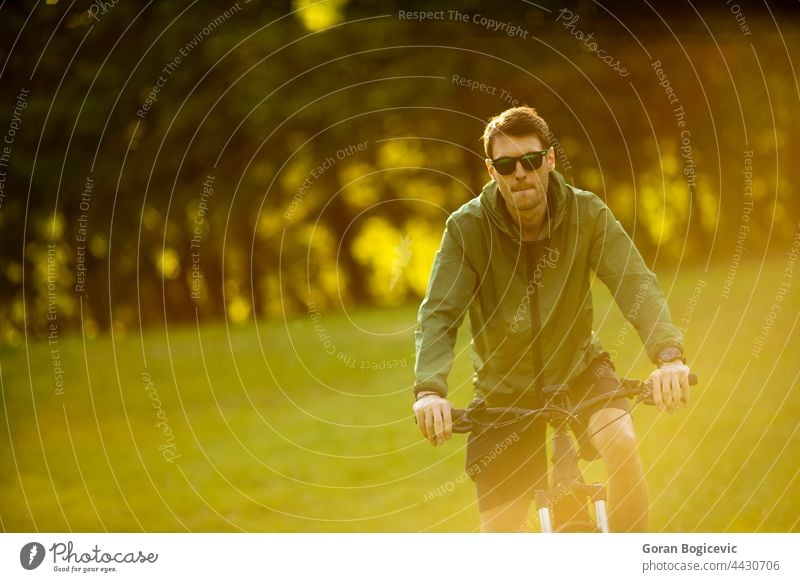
[525,242,544,401]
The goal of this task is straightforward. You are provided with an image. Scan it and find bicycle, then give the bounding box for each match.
[450,372,698,533]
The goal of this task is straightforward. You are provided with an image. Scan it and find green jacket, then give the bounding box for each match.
[413,171,683,400]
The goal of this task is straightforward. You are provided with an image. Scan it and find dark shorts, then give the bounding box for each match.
[465,354,630,512]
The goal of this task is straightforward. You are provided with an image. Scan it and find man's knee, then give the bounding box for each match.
[588,412,641,467]
[601,430,641,469]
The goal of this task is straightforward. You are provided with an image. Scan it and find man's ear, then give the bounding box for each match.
[546,147,556,172]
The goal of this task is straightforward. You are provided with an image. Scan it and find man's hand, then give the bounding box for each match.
[649,361,691,413]
[413,394,453,446]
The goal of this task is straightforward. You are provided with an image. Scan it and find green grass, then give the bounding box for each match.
[1,258,799,532]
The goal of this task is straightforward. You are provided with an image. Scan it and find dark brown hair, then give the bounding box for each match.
[482,106,551,158]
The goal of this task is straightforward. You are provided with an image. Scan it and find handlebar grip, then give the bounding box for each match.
[450,408,471,433]
[689,372,698,385]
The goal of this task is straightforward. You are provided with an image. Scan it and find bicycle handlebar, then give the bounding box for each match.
[450,373,698,434]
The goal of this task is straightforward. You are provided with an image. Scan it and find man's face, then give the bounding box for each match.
[485,134,555,215]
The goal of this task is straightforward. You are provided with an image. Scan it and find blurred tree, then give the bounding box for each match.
[1,0,798,340]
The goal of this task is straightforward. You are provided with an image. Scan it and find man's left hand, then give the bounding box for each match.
[649,361,691,413]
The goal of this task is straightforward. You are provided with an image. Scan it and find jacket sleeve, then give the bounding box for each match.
[413,216,477,398]
[588,199,685,364]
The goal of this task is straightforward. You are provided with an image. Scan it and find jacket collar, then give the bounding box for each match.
[479,170,569,243]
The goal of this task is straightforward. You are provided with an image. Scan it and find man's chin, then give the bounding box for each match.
[510,192,541,209]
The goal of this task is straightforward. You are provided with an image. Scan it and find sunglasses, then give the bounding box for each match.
[488,150,548,175]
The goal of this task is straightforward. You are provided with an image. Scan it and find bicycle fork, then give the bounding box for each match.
[536,490,610,533]
[534,426,610,533]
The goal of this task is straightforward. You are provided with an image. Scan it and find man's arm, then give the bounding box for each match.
[413,217,477,444]
[588,201,691,412]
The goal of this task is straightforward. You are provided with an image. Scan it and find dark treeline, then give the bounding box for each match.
[0,0,798,341]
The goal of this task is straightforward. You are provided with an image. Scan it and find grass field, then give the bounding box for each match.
[1,258,799,532]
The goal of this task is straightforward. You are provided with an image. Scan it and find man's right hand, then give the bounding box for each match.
[413,393,453,446]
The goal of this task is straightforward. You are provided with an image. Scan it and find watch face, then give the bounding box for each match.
[660,347,681,362]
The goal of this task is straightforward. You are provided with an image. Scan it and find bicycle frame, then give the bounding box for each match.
[534,428,609,533]
[535,383,608,533]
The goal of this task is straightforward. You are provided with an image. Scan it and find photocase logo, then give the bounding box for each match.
[389,234,412,292]
[20,542,46,570]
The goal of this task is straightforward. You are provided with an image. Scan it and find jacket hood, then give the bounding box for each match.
[479,170,569,243]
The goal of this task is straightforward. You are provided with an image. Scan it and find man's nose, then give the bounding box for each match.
[514,159,529,178]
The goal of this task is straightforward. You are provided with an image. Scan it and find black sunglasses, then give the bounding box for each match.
[488,150,548,175]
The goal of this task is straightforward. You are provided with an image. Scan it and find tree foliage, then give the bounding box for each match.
[1,0,797,342]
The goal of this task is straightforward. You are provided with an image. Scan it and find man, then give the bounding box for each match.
[412,106,691,532]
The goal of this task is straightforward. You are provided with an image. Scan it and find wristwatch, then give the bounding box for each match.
[657,345,685,366]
